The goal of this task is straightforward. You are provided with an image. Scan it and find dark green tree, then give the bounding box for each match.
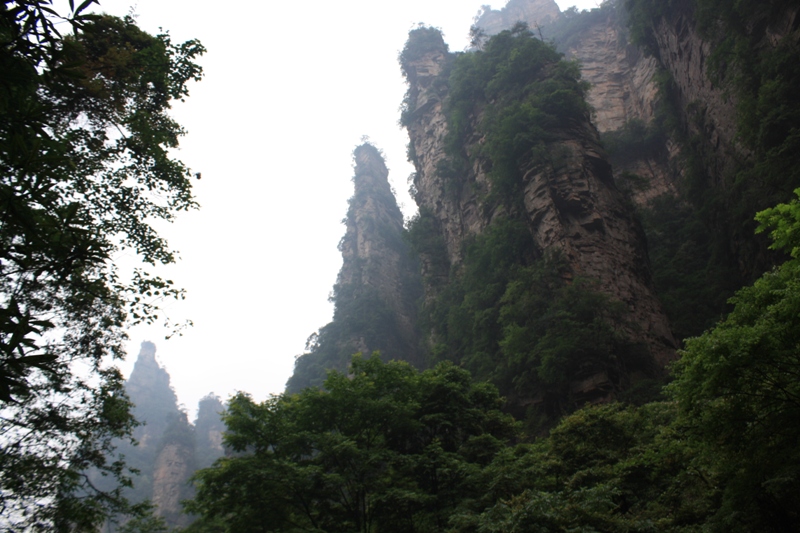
[0,1,204,529]
[668,189,800,531]
[186,354,516,533]
[450,402,714,533]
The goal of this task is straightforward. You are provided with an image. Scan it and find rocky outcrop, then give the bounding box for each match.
[646,1,800,184]
[286,145,423,392]
[336,144,421,362]
[650,2,741,185]
[402,29,676,367]
[401,36,468,266]
[477,1,678,206]
[103,343,224,530]
[573,27,659,134]
[476,0,560,35]
[152,444,192,512]
[516,127,676,366]
[567,10,680,204]
[638,0,800,279]
[151,436,194,528]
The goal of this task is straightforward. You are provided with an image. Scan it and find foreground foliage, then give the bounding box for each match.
[0,0,203,529]
[667,190,800,531]
[188,355,516,533]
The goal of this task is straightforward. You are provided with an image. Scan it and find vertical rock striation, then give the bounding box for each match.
[476,0,678,207]
[150,414,195,529]
[630,0,800,279]
[566,11,678,205]
[337,144,421,362]
[650,2,741,185]
[401,28,676,373]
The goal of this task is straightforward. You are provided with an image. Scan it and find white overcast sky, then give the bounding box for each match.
[88,0,601,416]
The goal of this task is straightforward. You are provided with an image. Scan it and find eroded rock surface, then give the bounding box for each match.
[402,31,676,368]
[152,440,194,528]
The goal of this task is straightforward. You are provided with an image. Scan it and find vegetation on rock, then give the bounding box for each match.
[287,145,422,393]
[403,25,656,427]
[623,0,800,335]
[186,2,800,531]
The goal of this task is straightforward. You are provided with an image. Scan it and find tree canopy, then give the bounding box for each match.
[666,189,800,530]
[0,0,203,529]
[187,355,516,533]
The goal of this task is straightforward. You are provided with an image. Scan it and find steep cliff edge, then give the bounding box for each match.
[475,0,800,340]
[401,27,675,416]
[286,144,423,393]
[337,145,421,362]
[647,1,741,187]
[565,9,678,205]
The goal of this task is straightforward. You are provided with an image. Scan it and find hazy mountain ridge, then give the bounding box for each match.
[103,343,224,530]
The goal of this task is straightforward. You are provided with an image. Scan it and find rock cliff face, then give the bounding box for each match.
[566,12,678,204]
[151,436,194,528]
[572,25,658,134]
[337,144,422,363]
[286,145,423,392]
[649,2,741,185]
[628,0,800,280]
[477,0,678,206]
[402,30,676,370]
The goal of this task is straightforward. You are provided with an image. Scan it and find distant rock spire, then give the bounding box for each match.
[121,343,190,526]
[286,144,423,393]
[126,341,180,445]
[337,144,421,360]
